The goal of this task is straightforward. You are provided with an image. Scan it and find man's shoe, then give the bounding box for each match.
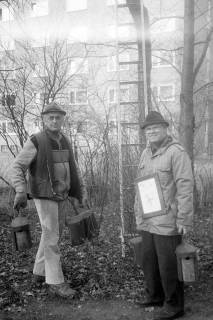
[49,283,76,298]
[153,308,184,320]
[136,298,164,308]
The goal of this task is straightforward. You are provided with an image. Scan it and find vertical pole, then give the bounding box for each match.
[140,0,149,117]
[205,0,211,153]
[115,0,125,258]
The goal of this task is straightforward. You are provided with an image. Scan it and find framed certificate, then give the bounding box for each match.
[135,173,166,218]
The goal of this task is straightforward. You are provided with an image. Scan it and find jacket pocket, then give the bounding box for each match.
[157,167,171,186]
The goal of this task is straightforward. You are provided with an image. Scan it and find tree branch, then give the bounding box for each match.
[194,81,213,94]
[193,26,213,81]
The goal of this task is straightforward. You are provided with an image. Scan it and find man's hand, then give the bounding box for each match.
[13,192,27,210]
[70,197,80,208]
[80,196,89,208]
[177,224,190,235]
[70,196,89,209]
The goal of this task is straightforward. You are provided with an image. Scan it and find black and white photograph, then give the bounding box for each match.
[0,0,212,319]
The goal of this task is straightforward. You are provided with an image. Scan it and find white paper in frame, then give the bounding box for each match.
[135,173,166,218]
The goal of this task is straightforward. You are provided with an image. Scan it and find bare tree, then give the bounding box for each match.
[0,39,89,153]
[179,0,213,161]
[179,0,195,160]
[149,0,213,162]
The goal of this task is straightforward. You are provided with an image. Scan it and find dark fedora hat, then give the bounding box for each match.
[41,102,66,116]
[141,111,169,129]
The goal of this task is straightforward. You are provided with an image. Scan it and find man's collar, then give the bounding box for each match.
[149,135,172,156]
[45,129,62,141]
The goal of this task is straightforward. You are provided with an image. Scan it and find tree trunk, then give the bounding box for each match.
[127,1,152,150]
[179,0,195,161]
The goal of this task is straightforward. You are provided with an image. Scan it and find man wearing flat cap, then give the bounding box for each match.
[10,102,84,298]
[134,111,194,320]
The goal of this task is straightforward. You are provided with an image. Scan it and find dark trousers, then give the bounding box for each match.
[140,230,184,311]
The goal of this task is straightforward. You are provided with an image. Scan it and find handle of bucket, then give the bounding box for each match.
[69,196,92,216]
[69,197,80,216]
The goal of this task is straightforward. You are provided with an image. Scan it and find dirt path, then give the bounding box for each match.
[1,279,213,320]
[30,296,213,320]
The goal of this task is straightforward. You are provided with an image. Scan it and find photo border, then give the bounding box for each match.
[135,173,166,219]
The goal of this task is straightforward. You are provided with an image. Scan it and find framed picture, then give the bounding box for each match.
[135,173,166,218]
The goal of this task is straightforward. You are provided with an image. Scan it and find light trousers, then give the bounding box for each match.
[33,198,68,285]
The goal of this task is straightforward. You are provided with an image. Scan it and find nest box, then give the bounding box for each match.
[175,241,199,283]
[11,216,32,251]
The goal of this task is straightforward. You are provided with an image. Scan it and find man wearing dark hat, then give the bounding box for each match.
[134,111,194,320]
[10,102,84,298]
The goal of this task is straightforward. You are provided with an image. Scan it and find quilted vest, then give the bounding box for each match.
[28,131,82,201]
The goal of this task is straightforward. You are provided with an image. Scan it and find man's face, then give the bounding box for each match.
[145,123,167,144]
[43,112,65,133]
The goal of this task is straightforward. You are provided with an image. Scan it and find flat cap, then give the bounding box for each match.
[41,102,66,116]
[141,111,169,129]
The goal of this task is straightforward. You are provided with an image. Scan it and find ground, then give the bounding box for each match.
[1,205,213,320]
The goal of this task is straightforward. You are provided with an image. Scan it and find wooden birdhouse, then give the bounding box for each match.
[11,216,32,251]
[129,236,143,267]
[175,241,199,283]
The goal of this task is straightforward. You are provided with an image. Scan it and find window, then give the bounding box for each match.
[107,0,126,6]
[107,52,129,72]
[34,119,42,132]
[40,92,49,104]
[0,36,14,51]
[67,26,88,43]
[107,56,116,72]
[108,86,129,104]
[0,144,17,152]
[0,121,7,133]
[32,64,47,77]
[108,87,116,104]
[0,5,14,21]
[0,59,16,76]
[151,18,176,34]
[0,121,15,134]
[66,0,87,12]
[152,51,175,67]
[30,0,48,17]
[122,125,139,144]
[1,94,16,106]
[152,84,175,102]
[76,120,88,133]
[1,145,8,152]
[10,145,17,152]
[107,25,131,40]
[34,92,49,104]
[34,92,41,104]
[69,89,87,105]
[7,122,15,134]
[70,58,88,74]
[31,33,49,48]
[209,143,213,156]
[34,120,40,127]
[119,52,129,71]
[120,86,129,102]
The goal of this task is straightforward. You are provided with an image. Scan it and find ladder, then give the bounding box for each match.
[114,0,149,256]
